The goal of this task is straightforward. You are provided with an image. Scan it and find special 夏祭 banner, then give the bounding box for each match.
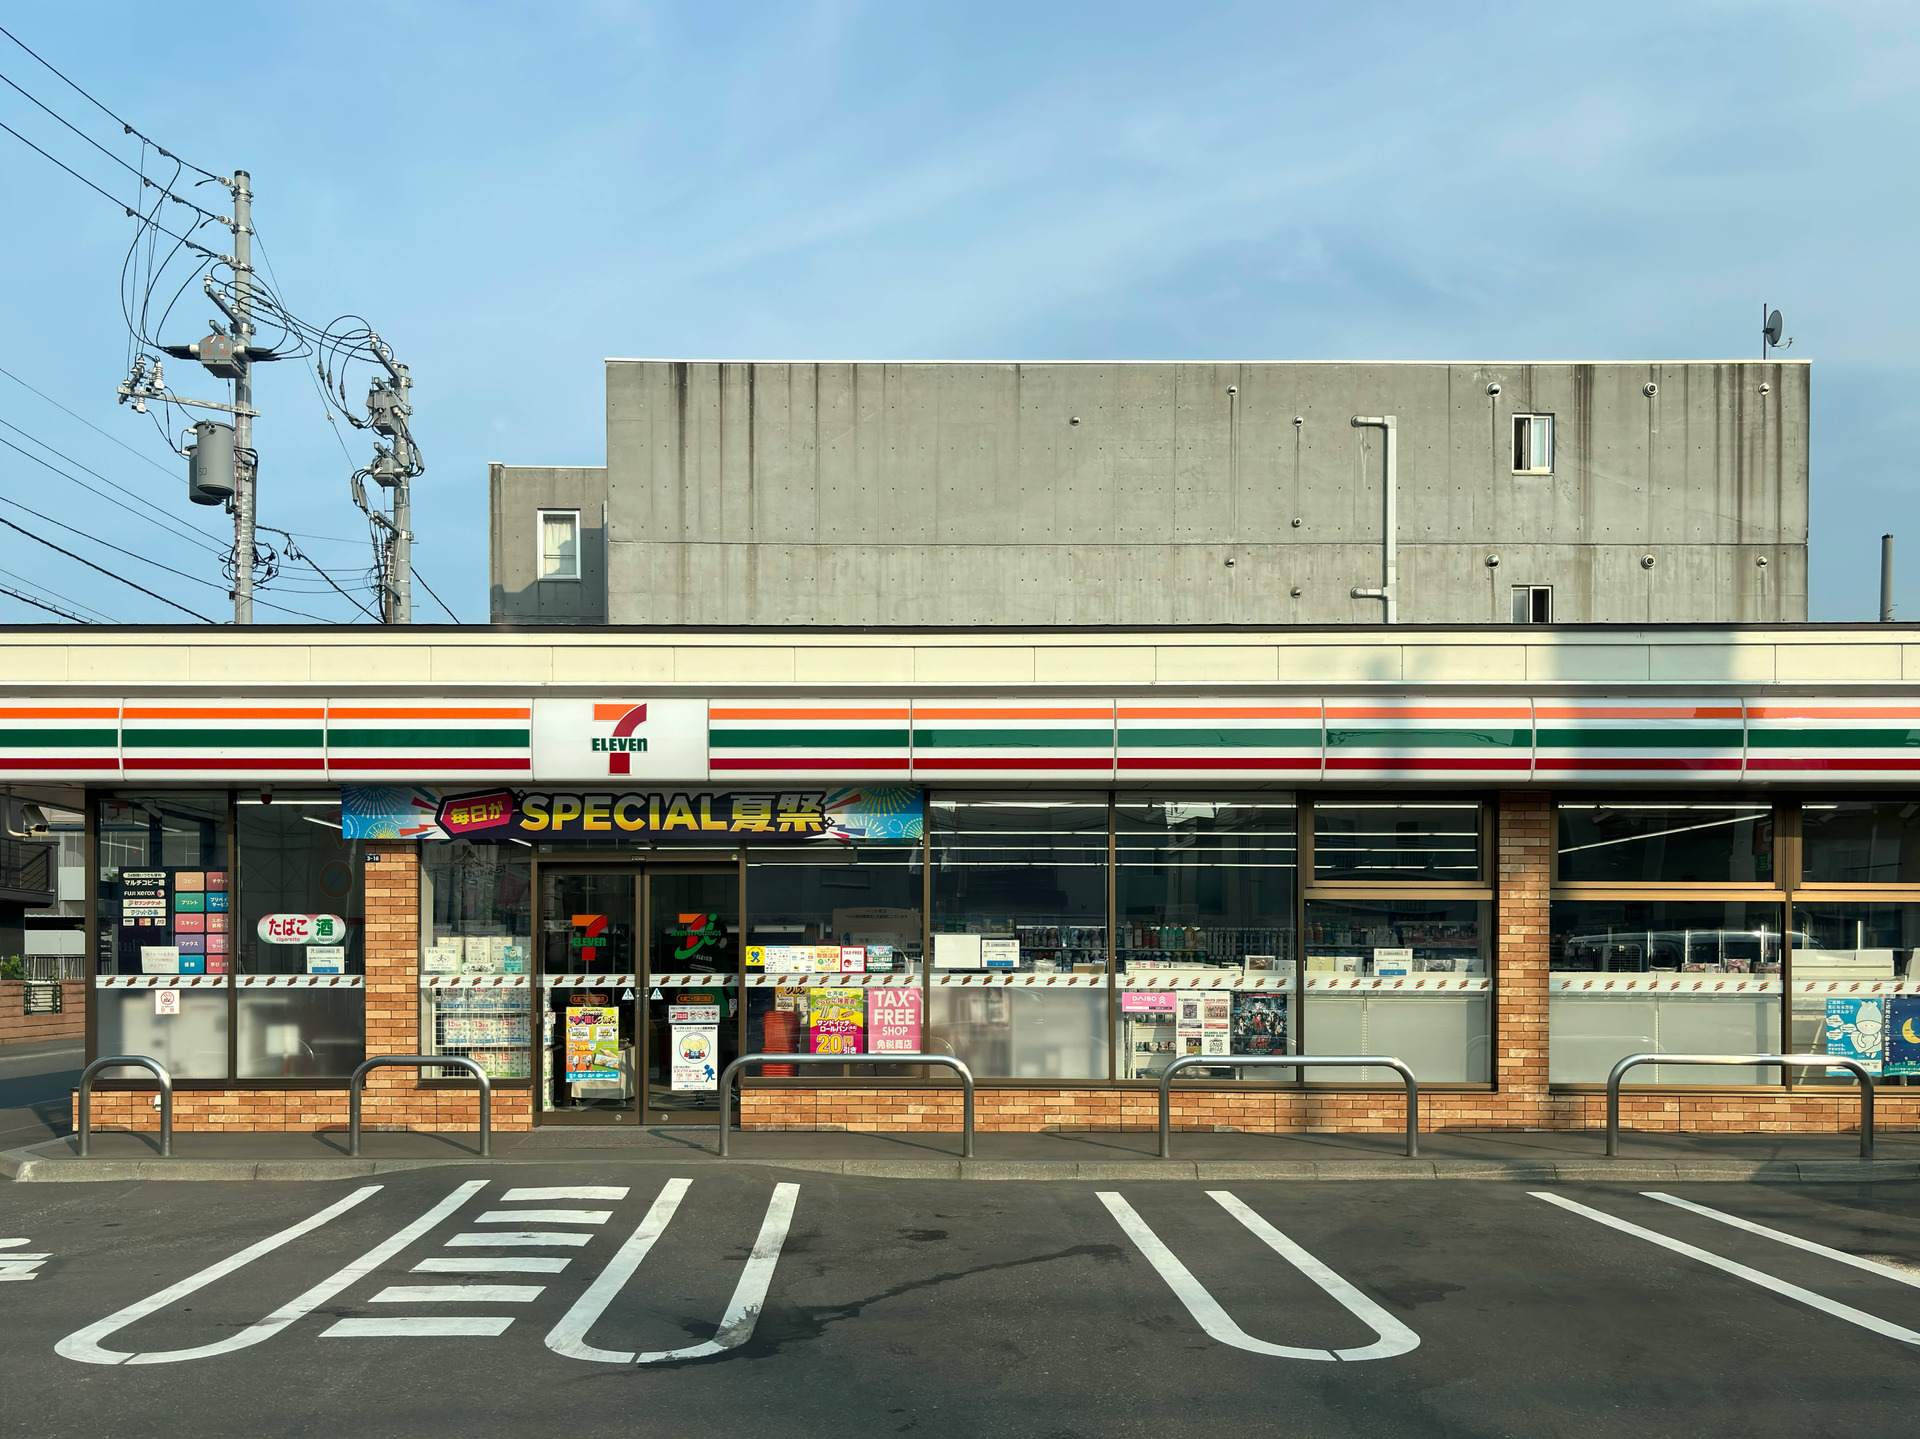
[342,784,924,845]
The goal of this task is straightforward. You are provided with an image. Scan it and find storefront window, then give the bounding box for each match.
[928,795,1108,1079]
[1114,795,1297,1077]
[420,841,534,1082]
[1302,897,1489,1082]
[1549,899,1784,1084]
[1558,801,1774,883]
[234,793,366,1078]
[1791,902,1920,1086]
[1802,801,1920,884]
[93,793,231,1079]
[1313,802,1480,881]
[745,851,924,1070]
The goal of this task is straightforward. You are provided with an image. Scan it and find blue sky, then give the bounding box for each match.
[0,2,1914,624]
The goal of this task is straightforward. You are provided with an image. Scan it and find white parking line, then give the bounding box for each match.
[445,1232,593,1248]
[1641,1192,1920,1291]
[545,1179,800,1365]
[413,1257,571,1274]
[368,1285,545,1303]
[473,1210,611,1226]
[321,1317,515,1338]
[1098,1192,1419,1362]
[1532,1192,1920,1347]
[500,1187,630,1202]
[55,1186,385,1366]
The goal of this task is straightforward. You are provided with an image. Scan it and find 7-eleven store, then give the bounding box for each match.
[10,622,1918,1144]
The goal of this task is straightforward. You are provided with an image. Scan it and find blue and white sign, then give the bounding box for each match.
[1824,996,1885,1076]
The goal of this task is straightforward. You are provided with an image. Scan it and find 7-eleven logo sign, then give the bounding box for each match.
[570,913,609,950]
[592,703,648,775]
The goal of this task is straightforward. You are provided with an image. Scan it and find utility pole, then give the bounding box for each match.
[230,170,255,625]
[1882,534,1895,622]
[351,340,421,623]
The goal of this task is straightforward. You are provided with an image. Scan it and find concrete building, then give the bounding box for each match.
[491,360,1808,628]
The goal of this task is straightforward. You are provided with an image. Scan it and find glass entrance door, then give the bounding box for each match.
[641,870,740,1122]
[538,869,639,1122]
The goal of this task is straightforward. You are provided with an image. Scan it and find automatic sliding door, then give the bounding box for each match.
[642,870,740,1121]
[538,869,638,1122]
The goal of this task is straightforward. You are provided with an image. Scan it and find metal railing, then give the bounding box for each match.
[0,835,53,903]
[348,1055,492,1158]
[1605,1052,1876,1159]
[76,1055,173,1157]
[1160,1054,1421,1159]
[718,1053,976,1159]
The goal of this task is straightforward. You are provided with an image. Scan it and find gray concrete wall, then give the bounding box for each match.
[489,464,608,624]
[519,360,1807,625]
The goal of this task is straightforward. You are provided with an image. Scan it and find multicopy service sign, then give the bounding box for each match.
[531,699,708,783]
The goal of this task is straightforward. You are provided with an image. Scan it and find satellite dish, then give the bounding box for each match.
[1764,309,1784,347]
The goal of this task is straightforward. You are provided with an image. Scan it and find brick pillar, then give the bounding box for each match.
[362,842,420,1119]
[1495,791,1550,1121]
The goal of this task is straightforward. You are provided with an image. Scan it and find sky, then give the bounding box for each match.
[0,1,1915,626]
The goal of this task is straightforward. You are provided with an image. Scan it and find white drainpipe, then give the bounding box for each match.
[1349,415,1397,623]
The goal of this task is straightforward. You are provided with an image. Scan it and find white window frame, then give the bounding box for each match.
[1510,584,1553,624]
[1512,413,1554,475]
[536,508,581,581]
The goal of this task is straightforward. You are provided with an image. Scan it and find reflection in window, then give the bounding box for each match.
[928,795,1107,1079]
[1313,802,1480,881]
[1557,802,1773,884]
[1802,801,1920,884]
[1791,902,1920,1085]
[1549,900,1784,1085]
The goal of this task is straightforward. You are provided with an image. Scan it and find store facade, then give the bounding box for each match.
[11,623,1918,1141]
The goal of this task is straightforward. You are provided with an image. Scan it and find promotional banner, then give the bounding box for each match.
[1824,996,1885,1076]
[1885,995,1920,1076]
[1232,993,1290,1057]
[867,987,923,1053]
[564,1005,622,1082]
[808,987,865,1055]
[343,783,924,845]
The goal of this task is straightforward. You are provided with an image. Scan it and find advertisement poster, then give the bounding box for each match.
[1176,994,1230,1057]
[1120,992,1178,1015]
[671,1027,719,1090]
[1824,996,1885,1076]
[1232,993,1290,1057]
[1885,995,1920,1076]
[564,1005,621,1082]
[868,987,923,1053]
[808,987,865,1056]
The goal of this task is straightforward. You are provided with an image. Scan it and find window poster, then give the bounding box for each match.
[1886,996,1920,1076]
[1824,996,1885,1076]
[868,987,922,1053]
[1232,993,1290,1057]
[807,987,865,1055]
[671,1026,719,1090]
[564,1005,622,1082]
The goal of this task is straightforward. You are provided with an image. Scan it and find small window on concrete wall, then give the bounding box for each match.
[538,509,580,580]
[1511,585,1552,624]
[1512,413,1553,474]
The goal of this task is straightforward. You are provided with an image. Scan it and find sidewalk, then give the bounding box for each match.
[5,1122,1916,1183]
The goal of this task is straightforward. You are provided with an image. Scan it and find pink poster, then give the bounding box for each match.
[868,987,923,1054]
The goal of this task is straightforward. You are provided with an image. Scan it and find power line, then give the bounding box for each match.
[0,23,219,179]
[0,562,117,622]
[258,525,378,621]
[0,420,229,556]
[414,567,463,623]
[0,485,233,596]
[0,512,211,621]
[0,362,178,478]
[0,581,86,622]
[0,115,218,258]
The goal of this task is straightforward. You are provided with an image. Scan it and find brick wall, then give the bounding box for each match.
[0,980,85,1046]
[1493,790,1551,1124]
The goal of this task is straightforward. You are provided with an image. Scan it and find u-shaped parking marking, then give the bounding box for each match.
[57,1182,484,1365]
[545,1178,800,1364]
[1099,1190,1420,1361]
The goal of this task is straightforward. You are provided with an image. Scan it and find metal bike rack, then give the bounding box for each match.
[1605,1052,1876,1159]
[718,1053,976,1159]
[76,1054,174,1158]
[349,1055,492,1158]
[1159,1053,1421,1159]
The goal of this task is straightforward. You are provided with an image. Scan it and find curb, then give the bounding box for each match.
[7,1142,1918,1185]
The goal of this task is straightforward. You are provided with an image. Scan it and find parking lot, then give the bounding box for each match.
[3,1167,1918,1437]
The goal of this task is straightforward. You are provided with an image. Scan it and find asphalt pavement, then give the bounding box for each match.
[0,1037,80,1149]
[3,1165,1918,1437]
